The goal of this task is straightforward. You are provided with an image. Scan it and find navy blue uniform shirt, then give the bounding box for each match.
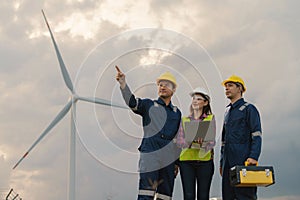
[121,84,181,153]
[220,98,262,168]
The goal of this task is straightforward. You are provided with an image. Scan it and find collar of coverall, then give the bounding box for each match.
[157,97,174,109]
[227,98,245,109]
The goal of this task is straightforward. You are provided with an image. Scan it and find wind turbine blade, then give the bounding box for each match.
[41,10,74,93]
[77,96,128,109]
[13,100,72,170]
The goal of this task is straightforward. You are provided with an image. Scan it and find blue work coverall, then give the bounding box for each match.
[220,98,262,200]
[121,85,181,200]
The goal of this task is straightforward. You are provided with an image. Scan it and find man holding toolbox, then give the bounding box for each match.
[220,75,262,200]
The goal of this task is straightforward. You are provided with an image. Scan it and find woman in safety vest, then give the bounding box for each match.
[176,87,215,200]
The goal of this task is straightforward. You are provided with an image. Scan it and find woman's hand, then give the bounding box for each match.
[194,137,203,145]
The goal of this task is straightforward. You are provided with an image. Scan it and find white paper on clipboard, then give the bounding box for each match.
[184,120,216,147]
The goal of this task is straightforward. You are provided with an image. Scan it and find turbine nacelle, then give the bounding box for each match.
[71,94,78,103]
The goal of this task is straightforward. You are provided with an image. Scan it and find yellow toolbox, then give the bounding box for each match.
[230,162,275,187]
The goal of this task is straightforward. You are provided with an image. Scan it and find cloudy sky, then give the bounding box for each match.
[1,0,300,199]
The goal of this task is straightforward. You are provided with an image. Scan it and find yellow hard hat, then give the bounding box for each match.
[156,71,177,88]
[222,75,246,92]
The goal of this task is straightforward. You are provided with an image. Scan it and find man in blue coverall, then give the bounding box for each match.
[116,66,181,200]
[220,75,262,200]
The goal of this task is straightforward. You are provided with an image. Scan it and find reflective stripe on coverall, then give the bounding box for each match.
[220,98,262,200]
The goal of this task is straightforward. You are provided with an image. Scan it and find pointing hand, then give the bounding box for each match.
[115,66,126,89]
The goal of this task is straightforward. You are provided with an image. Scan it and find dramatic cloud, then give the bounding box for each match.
[0,0,299,199]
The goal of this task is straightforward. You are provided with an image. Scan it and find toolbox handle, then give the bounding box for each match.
[245,161,258,166]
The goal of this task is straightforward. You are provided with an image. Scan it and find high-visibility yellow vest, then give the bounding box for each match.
[179,114,214,161]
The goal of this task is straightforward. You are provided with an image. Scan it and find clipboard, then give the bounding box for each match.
[184,120,216,147]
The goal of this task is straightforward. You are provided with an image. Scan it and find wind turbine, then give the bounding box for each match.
[13,10,127,200]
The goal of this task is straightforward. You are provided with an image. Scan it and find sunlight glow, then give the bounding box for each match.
[139,50,172,66]
[13,1,22,11]
[55,12,98,39]
[0,150,7,160]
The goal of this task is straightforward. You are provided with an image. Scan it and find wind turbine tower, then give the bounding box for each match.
[13,10,126,200]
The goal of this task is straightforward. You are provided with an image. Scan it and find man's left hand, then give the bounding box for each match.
[246,158,258,165]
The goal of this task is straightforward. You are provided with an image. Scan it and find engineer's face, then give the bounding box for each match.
[157,80,175,99]
[224,82,242,100]
[191,94,208,111]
